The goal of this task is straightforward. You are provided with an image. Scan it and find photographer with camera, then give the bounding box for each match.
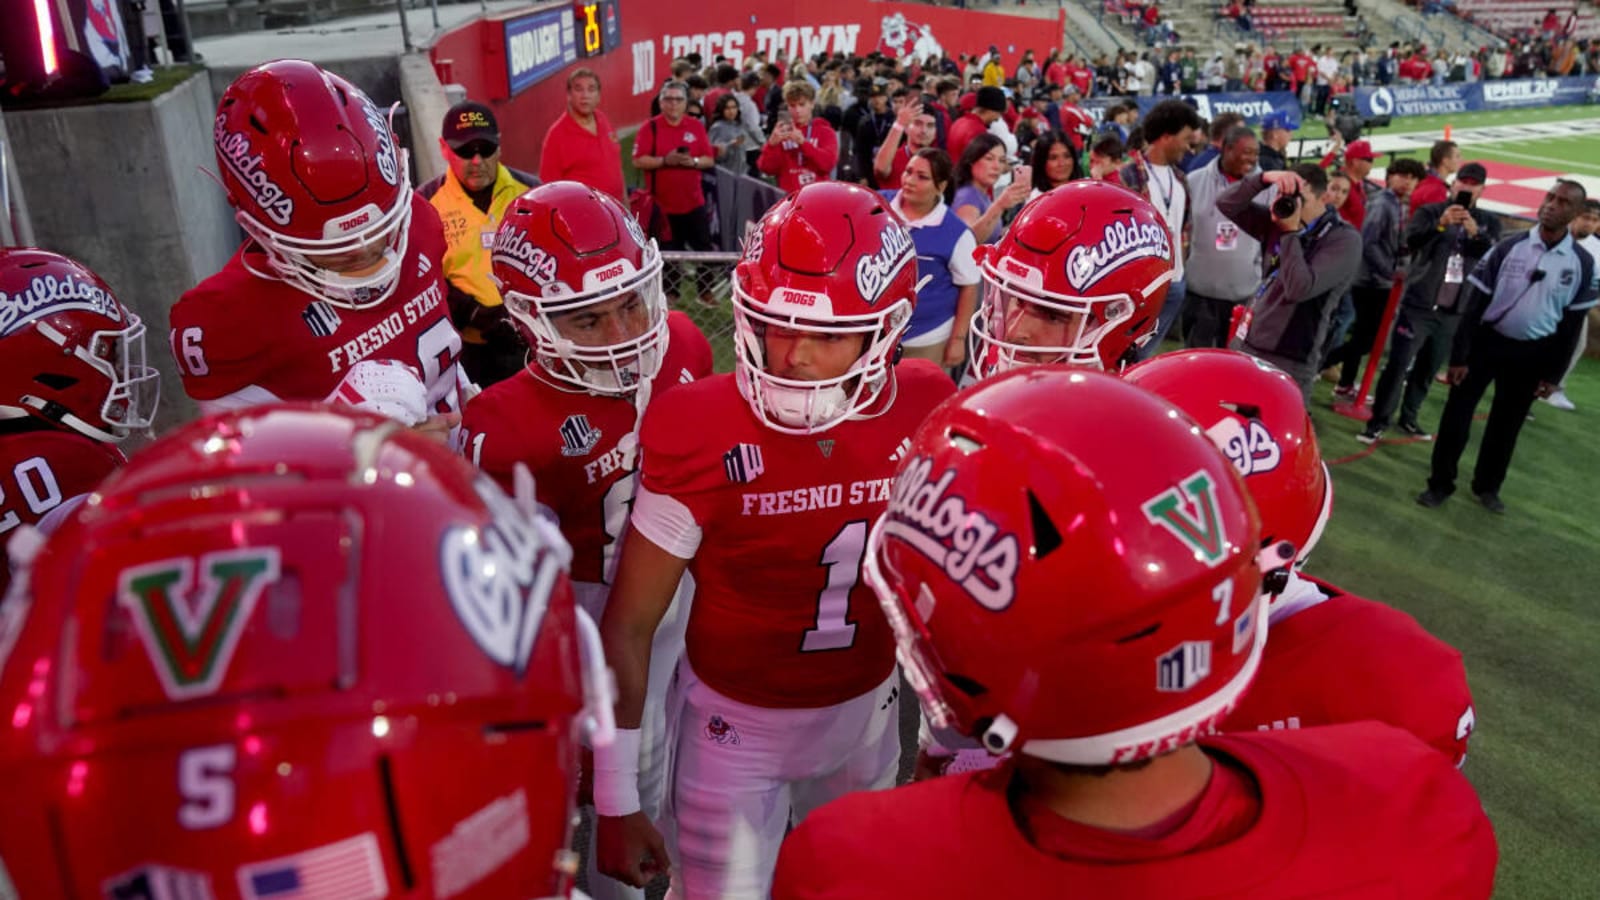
[1359,163,1500,444]
[1218,163,1362,399]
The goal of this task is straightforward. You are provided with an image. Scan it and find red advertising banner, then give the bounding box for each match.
[429,0,1062,174]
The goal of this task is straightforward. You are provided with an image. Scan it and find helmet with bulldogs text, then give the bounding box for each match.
[968,181,1173,378]
[733,181,916,434]
[1124,349,1332,565]
[0,404,612,899]
[864,367,1267,766]
[214,59,413,310]
[0,248,159,442]
[493,181,667,396]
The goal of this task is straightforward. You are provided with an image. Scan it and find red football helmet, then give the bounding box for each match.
[732,181,916,434]
[1124,349,1332,563]
[214,59,413,309]
[0,247,159,442]
[865,367,1267,766]
[968,181,1173,378]
[0,404,611,899]
[493,181,667,396]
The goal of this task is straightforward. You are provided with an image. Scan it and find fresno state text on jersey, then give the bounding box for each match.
[1224,576,1476,766]
[462,311,713,585]
[635,359,955,709]
[169,195,462,413]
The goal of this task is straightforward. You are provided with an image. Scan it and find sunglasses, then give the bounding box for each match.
[451,140,498,160]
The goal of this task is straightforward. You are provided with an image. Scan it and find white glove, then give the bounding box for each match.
[328,360,429,426]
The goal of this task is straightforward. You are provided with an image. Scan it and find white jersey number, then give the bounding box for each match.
[0,457,65,535]
[801,520,868,653]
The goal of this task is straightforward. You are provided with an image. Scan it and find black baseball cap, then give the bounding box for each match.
[1456,162,1488,184]
[975,86,1007,112]
[442,101,498,149]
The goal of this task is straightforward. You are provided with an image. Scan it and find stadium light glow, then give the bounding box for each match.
[34,0,59,76]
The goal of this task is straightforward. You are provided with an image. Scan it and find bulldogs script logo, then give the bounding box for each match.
[492,229,560,288]
[0,273,123,337]
[215,115,295,227]
[360,97,401,187]
[882,456,1020,611]
[855,222,914,306]
[1065,215,1171,294]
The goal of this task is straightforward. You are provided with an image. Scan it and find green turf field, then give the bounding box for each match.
[1337,104,1600,175]
[1303,355,1600,897]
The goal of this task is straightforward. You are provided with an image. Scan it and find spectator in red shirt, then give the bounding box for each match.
[873,94,939,190]
[1410,139,1461,214]
[634,80,717,252]
[1322,138,1377,228]
[539,68,625,202]
[946,86,1007,166]
[757,80,839,194]
[1044,50,1068,88]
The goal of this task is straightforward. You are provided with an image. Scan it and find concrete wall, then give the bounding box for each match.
[8,71,237,434]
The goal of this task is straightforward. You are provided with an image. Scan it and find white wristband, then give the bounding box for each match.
[592,727,643,816]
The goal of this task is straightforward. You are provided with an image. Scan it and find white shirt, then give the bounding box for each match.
[1145,163,1187,282]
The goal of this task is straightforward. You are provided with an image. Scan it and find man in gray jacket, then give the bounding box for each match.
[1185,125,1263,348]
[1328,158,1427,396]
[1219,163,1363,399]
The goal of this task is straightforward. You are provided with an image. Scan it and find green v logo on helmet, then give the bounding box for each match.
[117,549,282,701]
[1142,471,1228,566]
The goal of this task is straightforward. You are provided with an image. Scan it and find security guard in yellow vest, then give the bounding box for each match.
[419,101,538,386]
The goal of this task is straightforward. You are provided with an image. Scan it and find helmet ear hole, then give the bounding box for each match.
[982,714,1019,754]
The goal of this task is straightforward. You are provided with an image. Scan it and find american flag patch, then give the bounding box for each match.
[236,833,388,900]
[300,301,341,338]
[723,443,765,484]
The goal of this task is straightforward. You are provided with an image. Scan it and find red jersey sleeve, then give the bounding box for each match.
[460,379,538,497]
[168,255,281,402]
[638,378,724,526]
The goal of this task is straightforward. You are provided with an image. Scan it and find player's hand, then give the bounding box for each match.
[411,412,460,445]
[1448,365,1469,385]
[596,811,671,888]
[1535,380,1559,398]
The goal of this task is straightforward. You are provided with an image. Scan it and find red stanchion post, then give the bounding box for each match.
[1332,273,1405,421]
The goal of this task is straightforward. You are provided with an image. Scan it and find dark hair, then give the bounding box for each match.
[1220,124,1257,149]
[715,64,739,86]
[716,94,740,119]
[686,74,708,91]
[911,147,957,204]
[1387,157,1427,180]
[1428,140,1459,168]
[956,133,1006,187]
[1091,135,1125,160]
[936,78,960,95]
[1029,131,1081,191]
[1585,198,1600,214]
[1554,177,1588,202]
[1291,162,1329,195]
[739,71,761,90]
[1141,99,1204,142]
[1209,111,1247,142]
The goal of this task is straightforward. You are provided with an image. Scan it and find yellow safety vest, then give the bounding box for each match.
[428,165,530,341]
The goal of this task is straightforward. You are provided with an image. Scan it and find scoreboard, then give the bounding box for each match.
[573,0,622,59]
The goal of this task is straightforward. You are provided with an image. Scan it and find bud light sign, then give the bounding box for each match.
[505,7,578,96]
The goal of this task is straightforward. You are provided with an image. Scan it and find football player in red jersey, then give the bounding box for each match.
[0,404,613,899]
[0,248,159,595]
[1124,348,1478,766]
[773,367,1497,899]
[169,59,464,435]
[964,180,1174,382]
[595,182,955,898]
[460,181,713,900]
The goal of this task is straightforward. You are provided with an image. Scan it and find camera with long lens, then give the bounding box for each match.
[1271,191,1301,220]
[1326,95,1391,143]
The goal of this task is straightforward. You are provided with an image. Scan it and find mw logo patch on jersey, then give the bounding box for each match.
[117,548,282,701]
[723,443,765,484]
[103,863,217,900]
[301,300,343,338]
[559,414,603,457]
[1142,470,1229,566]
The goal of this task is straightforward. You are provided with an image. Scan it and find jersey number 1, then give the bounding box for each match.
[801,520,867,653]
